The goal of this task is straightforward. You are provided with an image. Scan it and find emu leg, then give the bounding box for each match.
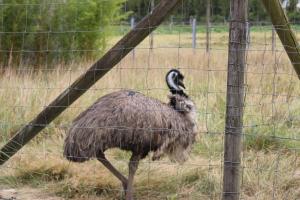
[125,154,140,200]
[97,153,128,191]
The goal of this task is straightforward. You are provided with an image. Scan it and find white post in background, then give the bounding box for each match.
[192,17,197,50]
[150,0,155,50]
[206,0,211,53]
[130,16,135,28]
[272,25,276,53]
[246,21,250,50]
[131,17,135,61]
[246,0,249,50]
[169,15,174,31]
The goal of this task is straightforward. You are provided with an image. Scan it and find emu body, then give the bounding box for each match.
[64,90,196,163]
[63,70,197,200]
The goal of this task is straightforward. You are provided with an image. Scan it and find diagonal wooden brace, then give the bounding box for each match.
[262,0,300,79]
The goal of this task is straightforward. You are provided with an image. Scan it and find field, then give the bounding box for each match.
[0,25,300,199]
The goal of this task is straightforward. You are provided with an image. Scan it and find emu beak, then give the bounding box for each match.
[178,79,185,89]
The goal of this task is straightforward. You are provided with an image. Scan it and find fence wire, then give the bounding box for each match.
[0,0,299,200]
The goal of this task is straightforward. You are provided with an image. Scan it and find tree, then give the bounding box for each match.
[248,0,269,23]
[0,0,126,68]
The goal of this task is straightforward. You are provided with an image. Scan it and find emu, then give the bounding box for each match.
[63,69,197,200]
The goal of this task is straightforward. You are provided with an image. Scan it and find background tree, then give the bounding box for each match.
[2,0,300,69]
[0,0,126,68]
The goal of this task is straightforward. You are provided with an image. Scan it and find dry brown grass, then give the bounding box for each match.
[0,32,299,199]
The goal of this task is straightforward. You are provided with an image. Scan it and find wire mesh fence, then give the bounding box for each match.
[0,0,299,199]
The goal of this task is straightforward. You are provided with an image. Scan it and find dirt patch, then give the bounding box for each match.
[0,187,63,200]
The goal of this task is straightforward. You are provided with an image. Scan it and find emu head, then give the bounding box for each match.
[166,69,188,97]
[166,69,196,114]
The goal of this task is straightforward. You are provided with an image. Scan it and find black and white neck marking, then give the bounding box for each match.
[166,69,188,98]
[167,70,181,91]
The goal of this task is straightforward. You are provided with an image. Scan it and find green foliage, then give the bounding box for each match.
[0,0,126,68]
[126,0,300,24]
[287,0,300,22]
[248,0,269,22]
[126,0,229,23]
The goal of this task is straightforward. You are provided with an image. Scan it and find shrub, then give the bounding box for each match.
[0,0,126,68]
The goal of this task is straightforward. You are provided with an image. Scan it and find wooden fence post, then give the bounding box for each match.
[222,0,247,199]
[0,0,182,165]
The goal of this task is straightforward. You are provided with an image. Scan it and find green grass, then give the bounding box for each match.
[109,24,300,37]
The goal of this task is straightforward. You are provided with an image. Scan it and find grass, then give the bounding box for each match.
[110,24,300,36]
[0,30,299,199]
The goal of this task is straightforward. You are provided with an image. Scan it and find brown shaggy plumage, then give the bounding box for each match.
[64,90,197,163]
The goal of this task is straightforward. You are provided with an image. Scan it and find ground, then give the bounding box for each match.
[0,187,63,200]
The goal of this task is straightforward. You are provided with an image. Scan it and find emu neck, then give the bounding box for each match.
[168,96,185,114]
[168,95,197,126]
